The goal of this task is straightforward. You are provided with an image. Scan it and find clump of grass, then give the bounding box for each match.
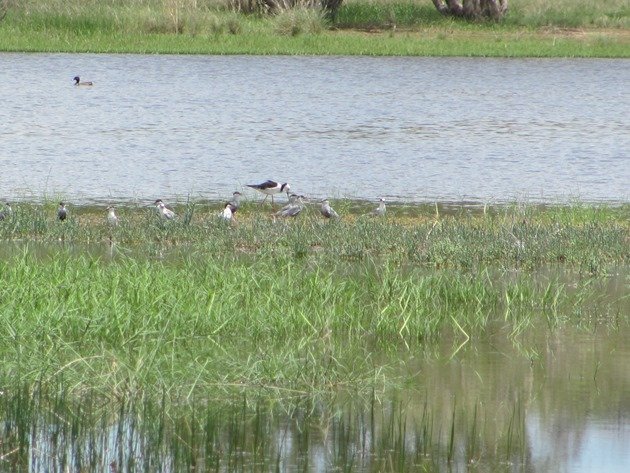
[335,0,629,29]
[334,1,443,29]
[6,0,628,38]
[272,6,326,35]
[507,0,630,28]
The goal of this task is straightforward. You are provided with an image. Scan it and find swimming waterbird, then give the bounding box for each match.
[73,76,93,86]
[246,180,290,207]
[320,199,339,219]
[57,202,68,221]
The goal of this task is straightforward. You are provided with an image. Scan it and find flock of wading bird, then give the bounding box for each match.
[0,180,387,227]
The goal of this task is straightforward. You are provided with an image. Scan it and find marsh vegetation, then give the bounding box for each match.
[0,200,628,469]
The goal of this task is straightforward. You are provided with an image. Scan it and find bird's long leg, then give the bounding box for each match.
[260,195,268,206]
[271,194,275,209]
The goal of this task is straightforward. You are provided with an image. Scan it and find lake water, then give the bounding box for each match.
[0,53,628,205]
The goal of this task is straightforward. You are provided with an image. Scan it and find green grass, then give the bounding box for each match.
[0,201,627,403]
[0,251,562,395]
[2,26,626,57]
[0,252,619,468]
[0,0,628,56]
[1,201,628,272]
[337,0,630,29]
[508,0,630,28]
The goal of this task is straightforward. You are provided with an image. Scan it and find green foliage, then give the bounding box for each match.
[506,0,630,28]
[1,201,627,272]
[0,201,627,401]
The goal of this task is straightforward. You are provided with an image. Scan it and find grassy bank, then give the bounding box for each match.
[0,0,628,56]
[0,202,628,404]
[1,201,628,272]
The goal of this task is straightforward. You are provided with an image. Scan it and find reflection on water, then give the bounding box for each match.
[2,304,629,471]
[0,54,628,204]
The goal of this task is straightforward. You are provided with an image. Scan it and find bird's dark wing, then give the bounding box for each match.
[247,180,277,190]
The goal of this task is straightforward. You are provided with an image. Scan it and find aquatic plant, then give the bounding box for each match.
[0,385,535,471]
[0,238,625,402]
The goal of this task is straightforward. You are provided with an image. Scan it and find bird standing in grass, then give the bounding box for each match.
[246,180,290,207]
[372,198,386,216]
[219,202,237,222]
[275,194,304,218]
[73,76,93,86]
[57,202,68,221]
[154,199,175,220]
[228,191,242,213]
[320,199,339,219]
[107,206,119,227]
[0,203,12,221]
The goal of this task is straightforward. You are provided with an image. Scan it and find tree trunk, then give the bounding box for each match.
[431,0,508,20]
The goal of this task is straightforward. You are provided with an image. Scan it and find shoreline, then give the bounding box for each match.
[2,198,629,209]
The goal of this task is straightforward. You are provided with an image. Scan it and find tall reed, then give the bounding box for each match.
[0,244,622,402]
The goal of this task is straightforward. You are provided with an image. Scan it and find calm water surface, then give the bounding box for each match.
[0,54,628,204]
[10,315,630,472]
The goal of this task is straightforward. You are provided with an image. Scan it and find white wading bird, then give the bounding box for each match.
[320,199,339,219]
[371,198,386,217]
[106,206,119,226]
[154,199,175,220]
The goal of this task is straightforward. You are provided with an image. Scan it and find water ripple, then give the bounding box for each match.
[0,54,628,204]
